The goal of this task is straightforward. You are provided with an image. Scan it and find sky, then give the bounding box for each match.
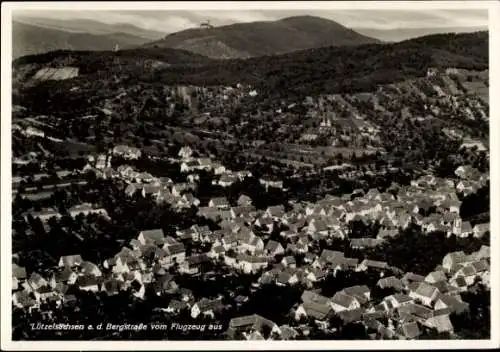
[14,9,488,34]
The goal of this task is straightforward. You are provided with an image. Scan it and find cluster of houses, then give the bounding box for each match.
[23,202,108,223]
[13,136,490,340]
[225,244,490,340]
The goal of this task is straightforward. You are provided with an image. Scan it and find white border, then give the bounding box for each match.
[1,1,499,350]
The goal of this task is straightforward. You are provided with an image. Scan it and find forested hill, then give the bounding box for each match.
[13,31,487,100]
[142,15,379,59]
[140,31,489,98]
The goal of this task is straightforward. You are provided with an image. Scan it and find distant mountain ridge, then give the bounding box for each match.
[143,15,380,59]
[354,26,488,43]
[14,16,166,40]
[12,21,155,59]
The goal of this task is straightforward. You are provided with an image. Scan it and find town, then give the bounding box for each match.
[9,17,490,341]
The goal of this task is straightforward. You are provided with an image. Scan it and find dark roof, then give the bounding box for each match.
[331,292,357,308]
[302,301,333,320]
[319,249,344,263]
[187,253,210,265]
[196,298,225,312]
[12,264,27,279]
[139,229,165,244]
[265,240,283,252]
[338,308,363,323]
[165,243,185,255]
[398,321,421,339]
[75,275,102,287]
[414,282,439,298]
[229,314,276,331]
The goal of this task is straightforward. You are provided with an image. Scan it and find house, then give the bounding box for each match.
[171,183,195,197]
[138,229,165,246]
[396,321,421,339]
[304,267,327,283]
[383,293,413,310]
[281,256,296,268]
[125,183,143,197]
[337,308,364,325]
[318,249,345,267]
[182,193,200,207]
[473,245,490,261]
[80,261,102,277]
[12,264,27,281]
[265,205,285,220]
[424,271,447,284]
[434,294,469,315]
[237,194,253,206]
[377,276,404,291]
[230,206,256,219]
[426,313,454,333]
[152,274,178,295]
[218,174,238,187]
[377,228,399,240]
[451,265,478,286]
[470,259,489,274]
[13,290,38,309]
[357,259,390,272]
[213,164,227,175]
[26,209,62,222]
[454,165,480,180]
[259,178,284,189]
[227,314,280,340]
[238,233,265,254]
[75,276,101,292]
[178,146,193,160]
[68,204,108,218]
[330,292,361,313]
[183,253,211,274]
[473,223,490,238]
[276,270,299,286]
[341,285,371,303]
[234,255,269,274]
[191,298,225,319]
[442,251,469,273]
[458,221,473,238]
[296,291,334,323]
[25,273,48,292]
[264,240,285,256]
[141,184,161,198]
[186,174,200,184]
[166,299,188,314]
[163,242,186,264]
[409,282,440,307]
[307,218,329,236]
[102,279,124,296]
[279,325,299,340]
[209,197,230,210]
[255,216,274,233]
[112,255,143,274]
[350,238,384,249]
[112,145,141,159]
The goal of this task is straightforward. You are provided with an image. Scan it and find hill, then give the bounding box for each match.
[142,15,380,59]
[14,16,166,40]
[12,21,156,58]
[354,26,488,43]
[12,31,487,101]
[141,31,489,98]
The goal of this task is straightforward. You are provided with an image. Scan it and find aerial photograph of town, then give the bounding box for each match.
[2,1,497,347]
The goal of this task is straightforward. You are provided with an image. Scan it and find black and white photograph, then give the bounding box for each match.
[1,1,499,350]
